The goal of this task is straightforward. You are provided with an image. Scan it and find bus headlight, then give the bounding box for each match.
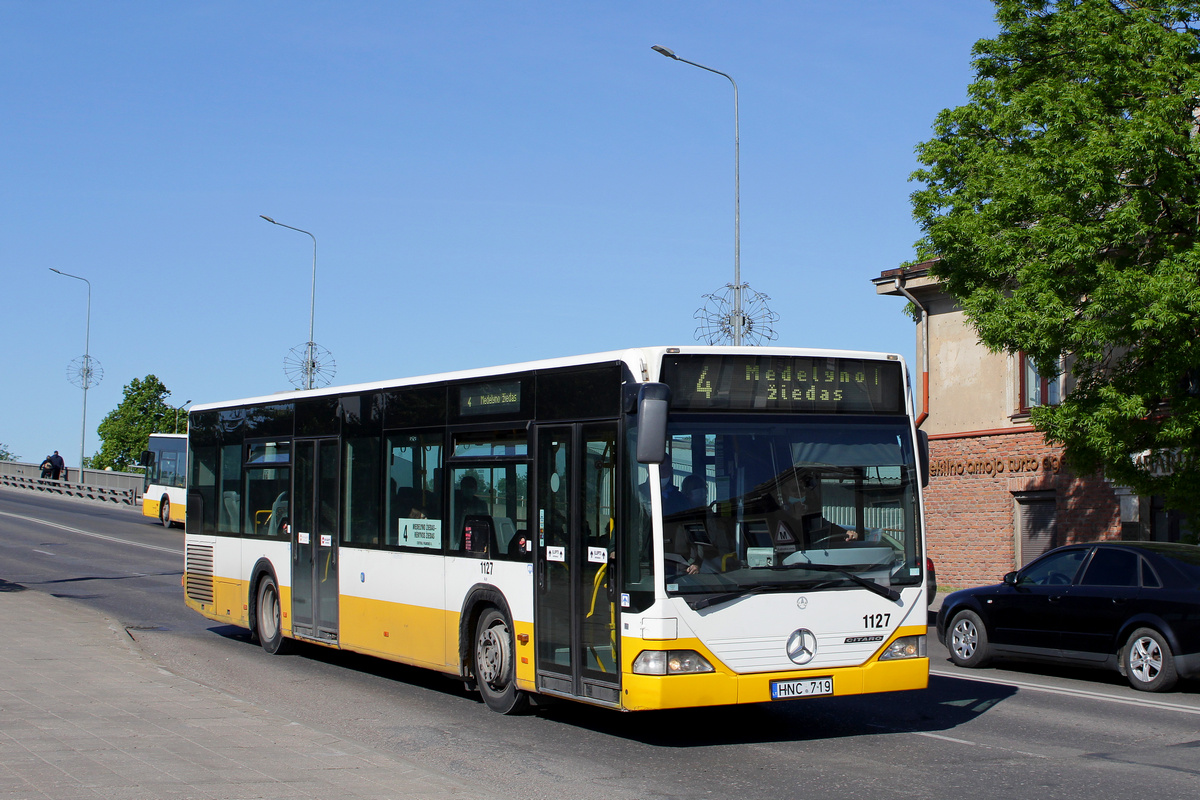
[633,650,716,675]
[878,635,927,661]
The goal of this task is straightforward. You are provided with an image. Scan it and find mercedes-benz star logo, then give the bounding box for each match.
[786,629,817,665]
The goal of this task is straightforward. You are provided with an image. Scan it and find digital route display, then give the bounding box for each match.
[660,354,905,414]
[459,381,522,416]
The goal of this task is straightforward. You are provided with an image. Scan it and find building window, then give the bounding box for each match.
[1020,352,1060,411]
[1015,490,1057,566]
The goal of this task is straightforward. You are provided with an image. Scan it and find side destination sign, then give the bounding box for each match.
[660,354,904,414]
[460,380,522,416]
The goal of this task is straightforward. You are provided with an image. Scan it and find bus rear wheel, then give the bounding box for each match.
[256,575,290,655]
[474,608,528,714]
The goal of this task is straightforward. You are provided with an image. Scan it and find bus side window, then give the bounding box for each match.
[386,432,444,550]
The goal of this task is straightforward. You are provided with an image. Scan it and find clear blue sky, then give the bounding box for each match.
[1,1,997,466]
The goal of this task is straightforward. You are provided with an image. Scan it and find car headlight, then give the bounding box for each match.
[632,650,716,675]
[878,634,927,661]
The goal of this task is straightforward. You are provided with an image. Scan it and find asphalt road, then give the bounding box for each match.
[3,487,1199,800]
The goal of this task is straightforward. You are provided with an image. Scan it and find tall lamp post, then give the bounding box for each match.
[260,215,322,390]
[652,45,746,345]
[50,268,99,481]
[174,400,192,434]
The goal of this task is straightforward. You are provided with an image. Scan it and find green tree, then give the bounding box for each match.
[93,375,180,471]
[0,442,19,462]
[910,0,1200,519]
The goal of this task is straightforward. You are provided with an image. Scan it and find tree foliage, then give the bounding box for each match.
[910,0,1200,518]
[93,375,182,471]
[0,442,18,462]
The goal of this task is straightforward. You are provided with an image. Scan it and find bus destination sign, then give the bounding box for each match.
[660,354,904,414]
[459,381,522,416]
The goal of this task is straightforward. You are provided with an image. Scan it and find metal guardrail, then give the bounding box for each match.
[0,461,142,506]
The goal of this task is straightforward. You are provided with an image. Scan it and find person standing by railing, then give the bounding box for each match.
[48,451,65,480]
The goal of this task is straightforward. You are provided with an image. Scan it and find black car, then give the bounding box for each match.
[936,541,1200,692]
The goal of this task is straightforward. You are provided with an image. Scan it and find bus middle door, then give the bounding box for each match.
[292,437,340,643]
[534,422,619,705]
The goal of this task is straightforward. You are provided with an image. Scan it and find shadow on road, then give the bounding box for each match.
[209,624,1023,746]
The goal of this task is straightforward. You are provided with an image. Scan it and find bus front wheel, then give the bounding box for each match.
[474,607,528,714]
[256,575,290,655]
[159,497,172,527]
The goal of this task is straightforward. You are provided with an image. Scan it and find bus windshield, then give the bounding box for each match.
[655,415,921,605]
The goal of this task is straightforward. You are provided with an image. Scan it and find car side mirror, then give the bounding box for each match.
[1003,571,1018,586]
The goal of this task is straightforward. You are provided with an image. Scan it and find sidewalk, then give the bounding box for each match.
[0,583,490,800]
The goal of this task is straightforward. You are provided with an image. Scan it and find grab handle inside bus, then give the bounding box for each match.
[635,383,670,464]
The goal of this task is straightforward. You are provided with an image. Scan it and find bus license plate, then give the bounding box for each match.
[771,677,833,700]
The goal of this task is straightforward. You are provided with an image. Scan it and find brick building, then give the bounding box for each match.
[872,261,1170,590]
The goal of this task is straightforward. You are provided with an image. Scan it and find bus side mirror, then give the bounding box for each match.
[635,383,670,464]
[917,429,929,488]
[139,450,154,468]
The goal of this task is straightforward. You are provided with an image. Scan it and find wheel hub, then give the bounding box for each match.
[952,621,977,658]
[1130,637,1162,681]
[478,628,505,687]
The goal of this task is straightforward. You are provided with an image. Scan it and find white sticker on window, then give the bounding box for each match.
[298,531,310,545]
[399,518,442,550]
[588,546,608,564]
[547,546,566,562]
[320,534,332,547]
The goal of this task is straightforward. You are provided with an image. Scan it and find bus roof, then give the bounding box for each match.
[190,345,907,413]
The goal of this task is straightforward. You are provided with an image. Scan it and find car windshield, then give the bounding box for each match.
[649,415,922,604]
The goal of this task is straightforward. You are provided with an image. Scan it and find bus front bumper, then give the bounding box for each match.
[619,634,929,711]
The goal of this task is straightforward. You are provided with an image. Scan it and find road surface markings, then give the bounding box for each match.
[912,730,1048,758]
[0,511,182,556]
[932,667,1200,716]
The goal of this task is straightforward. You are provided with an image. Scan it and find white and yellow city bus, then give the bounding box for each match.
[141,432,188,527]
[183,347,929,713]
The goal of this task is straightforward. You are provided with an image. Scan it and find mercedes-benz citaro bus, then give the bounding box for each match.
[141,432,188,527]
[182,347,929,713]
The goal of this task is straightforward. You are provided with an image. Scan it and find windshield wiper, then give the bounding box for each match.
[684,564,901,612]
[769,562,901,602]
[687,583,776,611]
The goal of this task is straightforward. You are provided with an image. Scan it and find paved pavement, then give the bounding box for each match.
[0,582,492,800]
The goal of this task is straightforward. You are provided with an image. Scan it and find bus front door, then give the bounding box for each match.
[292,438,340,643]
[535,423,620,705]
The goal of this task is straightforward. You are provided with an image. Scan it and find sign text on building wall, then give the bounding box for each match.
[930,453,1063,478]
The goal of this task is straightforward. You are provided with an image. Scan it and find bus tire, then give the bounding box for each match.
[474,607,528,714]
[256,574,290,655]
[160,497,172,527]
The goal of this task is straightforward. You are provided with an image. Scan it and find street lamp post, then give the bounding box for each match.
[260,215,319,389]
[50,268,94,481]
[174,400,192,434]
[652,45,745,345]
